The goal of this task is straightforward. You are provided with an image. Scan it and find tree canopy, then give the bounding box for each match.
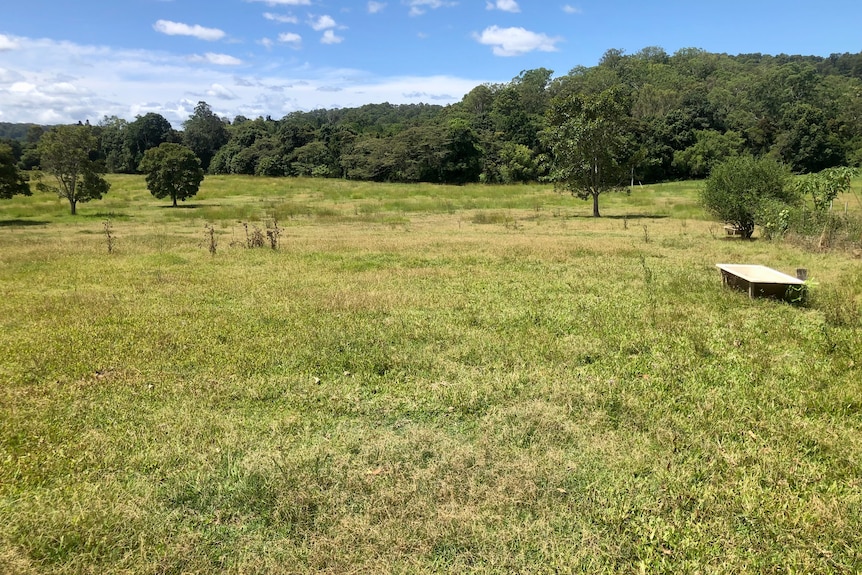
[138,143,204,207]
[0,143,30,199]
[543,87,635,217]
[183,102,229,172]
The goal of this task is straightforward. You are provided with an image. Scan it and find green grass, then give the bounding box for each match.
[1,176,861,574]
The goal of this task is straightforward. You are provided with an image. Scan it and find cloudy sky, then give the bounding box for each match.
[1,0,861,127]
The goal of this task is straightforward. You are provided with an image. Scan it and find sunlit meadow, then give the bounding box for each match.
[1,176,860,573]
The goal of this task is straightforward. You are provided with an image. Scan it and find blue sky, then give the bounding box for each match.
[1,0,861,126]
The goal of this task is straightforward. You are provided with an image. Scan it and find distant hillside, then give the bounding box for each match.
[0,122,49,141]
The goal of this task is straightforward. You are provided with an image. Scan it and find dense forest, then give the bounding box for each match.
[5,47,862,185]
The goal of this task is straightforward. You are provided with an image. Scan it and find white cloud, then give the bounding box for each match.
[206,83,239,100]
[264,12,299,23]
[368,2,387,13]
[486,0,519,13]
[10,82,37,94]
[42,82,83,95]
[0,34,19,51]
[245,0,310,5]
[563,5,582,14]
[153,20,226,41]
[310,15,337,31]
[406,0,457,17]
[0,67,23,83]
[321,30,344,44]
[278,32,303,47]
[191,53,243,66]
[0,36,489,126]
[474,25,562,56]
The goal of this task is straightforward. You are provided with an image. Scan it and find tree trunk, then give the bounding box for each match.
[70,199,77,215]
[172,194,177,207]
[592,192,601,217]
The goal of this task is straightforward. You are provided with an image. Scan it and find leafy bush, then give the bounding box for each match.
[700,155,798,238]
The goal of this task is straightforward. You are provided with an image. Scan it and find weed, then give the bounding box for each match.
[243,222,265,248]
[266,219,282,250]
[103,219,115,254]
[205,223,217,255]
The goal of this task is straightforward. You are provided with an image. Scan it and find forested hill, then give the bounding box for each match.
[0,123,48,142]
[6,47,862,184]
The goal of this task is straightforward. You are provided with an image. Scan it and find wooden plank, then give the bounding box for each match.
[715,264,805,285]
[716,264,807,301]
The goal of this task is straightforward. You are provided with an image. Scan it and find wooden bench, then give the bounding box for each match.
[716,264,806,301]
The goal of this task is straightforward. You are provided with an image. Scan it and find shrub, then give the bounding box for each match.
[700,155,798,238]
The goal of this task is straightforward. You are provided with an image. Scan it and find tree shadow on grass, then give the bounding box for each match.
[84,212,131,220]
[0,219,50,227]
[159,204,205,209]
[566,214,669,220]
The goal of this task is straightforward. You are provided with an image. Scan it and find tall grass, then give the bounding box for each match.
[1,175,860,573]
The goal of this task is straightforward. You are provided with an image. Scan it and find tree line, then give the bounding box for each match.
[4,46,862,202]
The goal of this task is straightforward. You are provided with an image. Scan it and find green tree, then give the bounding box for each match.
[97,115,133,173]
[543,87,636,217]
[793,166,857,212]
[138,143,204,207]
[700,155,797,238]
[183,101,229,172]
[772,103,844,172]
[673,129,744,177]
[125,113,177,172]
[0,143,31,199]
[36,125,110,215]
[498,142,539,183]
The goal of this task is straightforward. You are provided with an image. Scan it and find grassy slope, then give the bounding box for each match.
[1,177,861,574]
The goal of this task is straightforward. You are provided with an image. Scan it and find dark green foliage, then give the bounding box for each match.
[0,122,46,141]
[138,143,204,207]
[125,113,178,173]
[183,102,229,172]
[773,103,844,172]
[35,125,110,214]
[673,129,745,176]
[96,116,134,174]
[700,155,798,238]
[0,143,30,199]
[543,87,637,217]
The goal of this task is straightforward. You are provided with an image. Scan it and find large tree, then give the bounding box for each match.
[36,125,110,214]
[138,143,204,207]
[183,102,229,172]
[125,113,177,172]
[543,87,636,217]
[0,143,31,199]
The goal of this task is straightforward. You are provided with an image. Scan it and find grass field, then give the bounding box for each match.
[1,176,861,574]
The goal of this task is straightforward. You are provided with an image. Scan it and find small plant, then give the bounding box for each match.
[205,223,217,255]
[243,222,265,248]
[642,224,650,243]
[266,219,282,250]
[760,204,791,241]
[103,219,115,254]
